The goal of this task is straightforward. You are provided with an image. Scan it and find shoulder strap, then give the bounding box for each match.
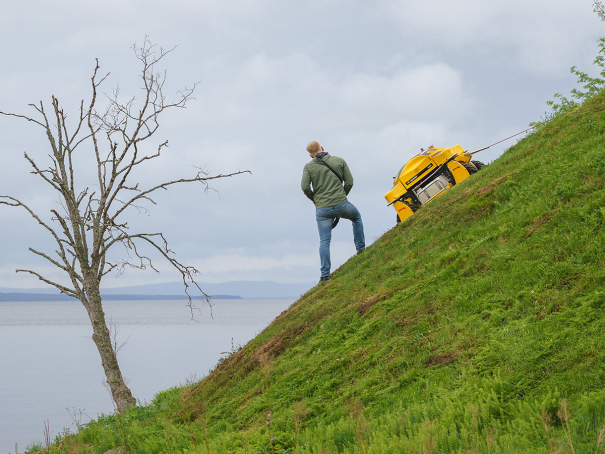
[317,155,343,230]
[317,156,343,184]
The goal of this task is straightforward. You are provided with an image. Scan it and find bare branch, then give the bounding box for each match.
[0,110,45,127]
[28,247,75,275]
[101,230,210,319]
[66,100,86,148]
[23,152,62,191]
[50,209,77,249]
[110,170,251,223]
[135,232,210,319]
[15,269,78,298]
[0,197,72,262]
[116,140,167,175]
[109,318,132,357]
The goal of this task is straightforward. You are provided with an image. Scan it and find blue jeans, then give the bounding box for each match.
[316,201,365,278]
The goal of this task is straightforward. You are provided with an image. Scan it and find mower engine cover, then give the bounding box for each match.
[385,144,478,223]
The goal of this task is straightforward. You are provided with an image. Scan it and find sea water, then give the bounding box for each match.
[0,298,294,452]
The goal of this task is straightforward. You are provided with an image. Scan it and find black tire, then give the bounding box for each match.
[462,162,478,175]
[396,213,401,225]
[471,160,485,171]
[443,166,457,186]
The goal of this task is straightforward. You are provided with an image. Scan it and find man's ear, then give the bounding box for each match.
[321,146,324,151]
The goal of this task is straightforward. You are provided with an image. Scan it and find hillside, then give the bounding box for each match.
[29,92,605,453]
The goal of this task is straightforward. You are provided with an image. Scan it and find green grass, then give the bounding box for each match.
[26,92,605,454]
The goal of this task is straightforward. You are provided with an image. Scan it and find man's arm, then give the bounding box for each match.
[301,167,314,201]
[342,160,354,195]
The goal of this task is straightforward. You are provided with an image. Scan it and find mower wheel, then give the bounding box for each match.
[462,162,478,175]
[472,160,485,170]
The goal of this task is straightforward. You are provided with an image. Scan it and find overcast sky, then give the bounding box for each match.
[0,0,602,289]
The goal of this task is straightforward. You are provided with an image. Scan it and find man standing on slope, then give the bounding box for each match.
[301,141,365,282]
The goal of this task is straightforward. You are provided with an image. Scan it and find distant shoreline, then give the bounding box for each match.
[0,292,241,302]
[0,280,314,299]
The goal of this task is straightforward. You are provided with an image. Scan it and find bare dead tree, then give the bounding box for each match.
[0,38,249,413]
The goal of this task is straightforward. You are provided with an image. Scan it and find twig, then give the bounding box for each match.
[558,400,576,454]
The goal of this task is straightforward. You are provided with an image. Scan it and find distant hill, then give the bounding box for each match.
[0,293,240,302]
[101,280,314,298]
[0,280,313,300]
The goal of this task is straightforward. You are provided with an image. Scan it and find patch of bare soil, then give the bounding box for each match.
[424,352,459,367]
[254,335,286,361]
[523,212,556,238]
[358,292,389,316]
[477,183,496,195]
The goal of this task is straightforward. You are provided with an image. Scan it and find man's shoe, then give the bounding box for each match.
[357,248,365,256]
[319,276,330,282]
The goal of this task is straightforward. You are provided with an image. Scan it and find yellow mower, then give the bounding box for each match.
[385,144,485,224]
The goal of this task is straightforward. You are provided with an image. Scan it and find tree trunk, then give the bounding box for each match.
[84,282,136,413]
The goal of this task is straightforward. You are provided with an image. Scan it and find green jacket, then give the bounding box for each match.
[301,152,354,209]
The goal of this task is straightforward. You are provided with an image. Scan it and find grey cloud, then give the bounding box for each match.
[0,0,602,288]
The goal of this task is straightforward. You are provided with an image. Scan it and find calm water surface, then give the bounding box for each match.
[0,298,294,453]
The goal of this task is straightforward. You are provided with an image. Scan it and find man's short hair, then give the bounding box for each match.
[306,141,321,154]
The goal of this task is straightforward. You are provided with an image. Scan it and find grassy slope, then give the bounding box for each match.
[36,93,605,453]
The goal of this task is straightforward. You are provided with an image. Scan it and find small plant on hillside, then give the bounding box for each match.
[292,401,309,454]
[259,352,276,454]
[484,424,498,454]
[180,390,210,454]
[595,1,605,21]
[421,419,437,454]
[349,400,370,454]
[163,419,175,454]
[66,405,88,430]
[595,424,605,454]
[596,422,605,453]
[200,412,211,454]
[540,410,557,454]
[470,405,481,451]
[43,421,51,452]
[558,399,576,454]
